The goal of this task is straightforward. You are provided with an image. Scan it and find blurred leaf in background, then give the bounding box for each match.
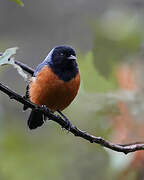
[78,52,116,93]
[93,8,143,80]
[10,0,24,7]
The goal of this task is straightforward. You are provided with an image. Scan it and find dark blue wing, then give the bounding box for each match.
[33,61,48,76]
[33,49,53,77]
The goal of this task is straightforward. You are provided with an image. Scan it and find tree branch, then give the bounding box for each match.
[15,60,34,75]
[0,59,144,154]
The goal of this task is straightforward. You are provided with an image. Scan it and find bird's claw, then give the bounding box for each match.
[57,110,73,132]
[41,105,50,121]
[64,119,73,132]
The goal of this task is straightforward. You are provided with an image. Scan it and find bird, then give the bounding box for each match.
[24,45,80,130]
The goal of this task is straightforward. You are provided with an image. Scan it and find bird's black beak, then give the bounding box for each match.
[67,55,77,61]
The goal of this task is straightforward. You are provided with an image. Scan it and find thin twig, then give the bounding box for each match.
[0,59,144,154]
[15,60,34,75]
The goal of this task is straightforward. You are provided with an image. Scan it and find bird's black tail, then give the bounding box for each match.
[27,110,44,130]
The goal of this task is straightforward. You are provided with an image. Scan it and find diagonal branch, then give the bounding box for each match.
[15,60,34,75]
[0,59,144,154]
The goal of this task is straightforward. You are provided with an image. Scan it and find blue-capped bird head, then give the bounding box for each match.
[50,45,77,65]
[34,45,79,82]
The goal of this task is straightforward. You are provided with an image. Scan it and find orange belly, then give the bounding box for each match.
[29,66,80,111]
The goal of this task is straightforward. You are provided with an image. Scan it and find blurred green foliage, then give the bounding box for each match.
[78,52,116,92]
[93,10,143,79]
[0,120,110,180]
[10,0,24,7]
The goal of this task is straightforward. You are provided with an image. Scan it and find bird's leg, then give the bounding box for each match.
[41,105,50,121]
[57,110,73,131]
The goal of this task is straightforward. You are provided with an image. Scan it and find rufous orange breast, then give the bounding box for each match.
[29,66,80,111]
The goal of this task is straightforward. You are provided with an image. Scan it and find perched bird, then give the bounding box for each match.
[24,45,80,130]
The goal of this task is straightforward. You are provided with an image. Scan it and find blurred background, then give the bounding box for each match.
[1,0,144,179]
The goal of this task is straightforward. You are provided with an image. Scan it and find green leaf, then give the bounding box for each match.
[0,47,18,65]
[0,47,28,81]
[11,0,24,7]
[78,52,116,92]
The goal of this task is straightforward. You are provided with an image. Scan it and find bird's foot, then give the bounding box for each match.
[41,105,50,121]
[57,110,73,132]
[23,95,29,111]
